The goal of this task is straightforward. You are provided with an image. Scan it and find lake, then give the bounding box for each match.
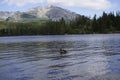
[0,34,120,80]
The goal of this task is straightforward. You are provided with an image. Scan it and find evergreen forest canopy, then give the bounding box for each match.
[0,11,120,36]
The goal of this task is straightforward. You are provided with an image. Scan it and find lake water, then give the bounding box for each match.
[0,34,120,80]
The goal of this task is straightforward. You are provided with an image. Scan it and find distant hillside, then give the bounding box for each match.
[0,5,79,22]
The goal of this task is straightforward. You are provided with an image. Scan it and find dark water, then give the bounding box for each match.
[0,34,120,80]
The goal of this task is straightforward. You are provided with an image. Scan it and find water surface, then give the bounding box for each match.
[0,34,120,80]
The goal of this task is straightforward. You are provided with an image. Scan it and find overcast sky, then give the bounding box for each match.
[0,0,119,17]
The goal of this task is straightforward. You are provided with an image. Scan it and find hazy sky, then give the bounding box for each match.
[0,0,119,17]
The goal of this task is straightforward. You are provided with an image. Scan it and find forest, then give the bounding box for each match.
[0,12,120,36]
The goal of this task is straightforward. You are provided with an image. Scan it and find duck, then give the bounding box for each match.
[60,48,67,54]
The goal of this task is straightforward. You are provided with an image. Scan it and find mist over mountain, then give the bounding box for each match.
[0,5,80,22]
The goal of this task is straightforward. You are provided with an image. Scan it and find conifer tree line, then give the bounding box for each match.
[0,11,120,36]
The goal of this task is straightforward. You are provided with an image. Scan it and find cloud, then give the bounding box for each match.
[1,0,113,10]
[2,0,45,7]
[47,0,113,10]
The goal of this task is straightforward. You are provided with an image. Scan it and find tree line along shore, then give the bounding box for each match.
[0,12,120,36]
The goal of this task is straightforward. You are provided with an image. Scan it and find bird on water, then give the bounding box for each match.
[60,48,67,54]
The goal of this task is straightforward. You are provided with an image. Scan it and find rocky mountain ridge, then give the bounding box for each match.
[0,5,79,22]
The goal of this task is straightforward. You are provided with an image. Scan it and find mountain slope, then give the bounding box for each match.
[0,6,80,22]
[46,6,78,21]
[0,11,14,21]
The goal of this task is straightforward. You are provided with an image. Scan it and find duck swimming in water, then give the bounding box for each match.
[60,48,67,54]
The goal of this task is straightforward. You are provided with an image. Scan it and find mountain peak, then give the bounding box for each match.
[0,6,80,22]
[45,5,57,8]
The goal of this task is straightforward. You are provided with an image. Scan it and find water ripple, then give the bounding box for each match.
[0,34,120,80]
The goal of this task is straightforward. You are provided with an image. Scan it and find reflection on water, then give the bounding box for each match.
[0,34,120,80]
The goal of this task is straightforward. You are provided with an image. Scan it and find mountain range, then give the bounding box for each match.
[0,5,79,22]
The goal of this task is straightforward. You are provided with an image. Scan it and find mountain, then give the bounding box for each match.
[0,5,79,22]
[0,11,14,21]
